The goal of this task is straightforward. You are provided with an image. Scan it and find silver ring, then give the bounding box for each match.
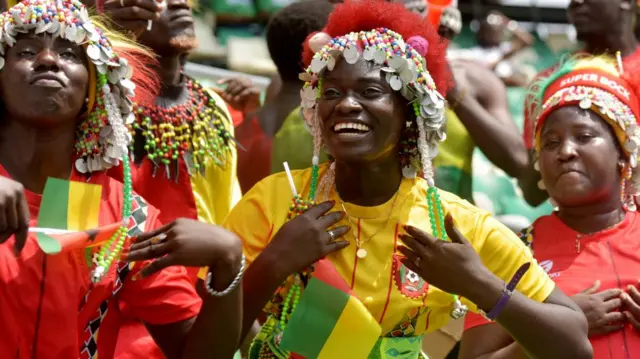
[327,230,335,242]
[414,256,421,267]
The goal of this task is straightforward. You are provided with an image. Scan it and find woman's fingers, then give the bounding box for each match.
[399,234,430,258]
[317,211,346,229]
[403,225,437,248]
[124,239,172,261]
[397,245,421,265]
[133,222,173,247]
[304,201,336,219]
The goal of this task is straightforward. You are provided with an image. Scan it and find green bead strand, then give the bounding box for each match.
[426,186,463,312]
[91,154,134,283]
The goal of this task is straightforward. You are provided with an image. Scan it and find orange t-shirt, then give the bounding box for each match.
[0,167,201,359]
[465,211,640,359]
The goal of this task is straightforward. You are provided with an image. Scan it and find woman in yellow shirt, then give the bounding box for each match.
[226,1,591,358]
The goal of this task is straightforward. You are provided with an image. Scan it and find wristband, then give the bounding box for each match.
[482,262,531,321]
[205,254,246,297]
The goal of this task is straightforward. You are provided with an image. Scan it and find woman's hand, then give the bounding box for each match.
[102,0,165,36]
[123,218,243,282]
[215,77,261,114]
[398,214,489,298]
[0,176,29,255]
[264,201,350,278]
[571,281,625,336]
[621,283,640,330]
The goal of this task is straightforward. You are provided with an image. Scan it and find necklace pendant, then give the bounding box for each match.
[356,248,368,259]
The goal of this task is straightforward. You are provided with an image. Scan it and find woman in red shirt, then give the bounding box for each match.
[462,56,640,358]
[0,0,243,357]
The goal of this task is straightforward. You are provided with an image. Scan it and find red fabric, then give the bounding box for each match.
[228,106,245,128]
[535,69,640,138]
[235,114,272,193]
[0,166,201,359]
[127,159,199,229]
[466,211,640,359]
[523,47,640,149]
[109,159,200,359]
[302,0,451,96]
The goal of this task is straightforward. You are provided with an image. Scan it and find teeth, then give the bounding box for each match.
[333,122,371,132]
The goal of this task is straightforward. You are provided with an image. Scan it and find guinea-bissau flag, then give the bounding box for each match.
[35,177,120,255]
[279,259,382,359]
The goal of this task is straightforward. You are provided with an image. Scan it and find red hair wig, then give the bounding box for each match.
[302,0,450,96]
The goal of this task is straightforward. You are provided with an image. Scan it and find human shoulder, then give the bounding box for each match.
[231,166,316,216]
[411,179,486,230]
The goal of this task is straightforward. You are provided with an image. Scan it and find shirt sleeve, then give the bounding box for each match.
[466,211,555,312]
[120,208,202,326]
[223,179,275,266]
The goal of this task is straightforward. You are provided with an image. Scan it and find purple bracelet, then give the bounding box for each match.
[483,262,531,321]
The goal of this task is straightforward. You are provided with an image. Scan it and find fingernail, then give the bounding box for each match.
[628,285,634,291]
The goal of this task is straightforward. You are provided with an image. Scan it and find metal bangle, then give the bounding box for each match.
[205,254,246,297]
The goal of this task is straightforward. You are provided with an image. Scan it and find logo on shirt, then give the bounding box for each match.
[392,254,429,298]
[539,259,560,278]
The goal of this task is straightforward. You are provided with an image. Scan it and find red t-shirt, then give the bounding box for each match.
[235,114,272,194]
[522,47,640,150]
[465,211,640,358]
[0,167,201,359]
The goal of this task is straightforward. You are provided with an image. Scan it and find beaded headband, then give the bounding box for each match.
[300,27,446,186]
[0,0,135,174]
[533,59,640,210]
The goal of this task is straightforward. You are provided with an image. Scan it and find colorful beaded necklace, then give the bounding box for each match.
[90,153,133,283]
[130,76,233,177]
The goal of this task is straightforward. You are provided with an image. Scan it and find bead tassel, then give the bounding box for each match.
[90,153,133,283]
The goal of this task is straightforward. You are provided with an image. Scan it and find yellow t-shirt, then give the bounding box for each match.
[225,164,554,336]
[190,89,242,225]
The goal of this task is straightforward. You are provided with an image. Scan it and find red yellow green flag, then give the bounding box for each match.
[279,259,382,359]
[35,177,104,254]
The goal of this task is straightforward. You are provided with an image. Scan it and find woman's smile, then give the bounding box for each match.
[331,120,373,141]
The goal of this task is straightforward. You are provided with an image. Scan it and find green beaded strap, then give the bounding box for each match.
[90,154,134,283]
[426,186,468,319]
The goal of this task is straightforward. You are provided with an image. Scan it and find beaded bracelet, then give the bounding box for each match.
[205,254,246,297]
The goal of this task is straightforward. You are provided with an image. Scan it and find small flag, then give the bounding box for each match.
[36,177,102,254]
[279,259,382,359]
[32,223,122,254]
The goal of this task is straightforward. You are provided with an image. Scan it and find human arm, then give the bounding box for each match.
[0,176,29,254]
[486,12,533,67]
[99,0,164,36]
[399,213,591,359]
[215,77,262,114]
[448,61,528,178]
[461,281,623,358]
[122,218,244,359]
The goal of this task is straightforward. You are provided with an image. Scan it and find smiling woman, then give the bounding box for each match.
[227,1,591,358]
